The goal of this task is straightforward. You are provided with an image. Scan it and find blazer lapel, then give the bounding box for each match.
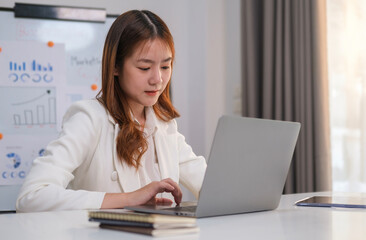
[154,125,179,183]
[112,123,141,193]
[118,159,141,193]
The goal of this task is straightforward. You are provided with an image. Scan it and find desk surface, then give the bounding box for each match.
[1,192,366,240]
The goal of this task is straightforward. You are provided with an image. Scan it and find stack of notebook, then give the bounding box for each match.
[88,209,199,237]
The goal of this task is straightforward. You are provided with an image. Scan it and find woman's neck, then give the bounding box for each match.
[131,106,146,127]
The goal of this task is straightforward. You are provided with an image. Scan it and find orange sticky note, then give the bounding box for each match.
[0,133,3,140]
[91,84,98,91]
[47,41,54,47]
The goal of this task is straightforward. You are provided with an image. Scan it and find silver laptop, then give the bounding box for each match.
[125,115,300,218]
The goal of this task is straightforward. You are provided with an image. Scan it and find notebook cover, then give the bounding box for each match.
[99,224,200,237]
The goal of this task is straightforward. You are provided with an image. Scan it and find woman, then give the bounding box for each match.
[16,10,206,212]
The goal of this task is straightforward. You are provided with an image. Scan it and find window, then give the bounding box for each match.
[327,0,366,192]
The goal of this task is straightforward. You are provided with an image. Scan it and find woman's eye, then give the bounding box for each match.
[138,67,150,71]
[161,66,170,70]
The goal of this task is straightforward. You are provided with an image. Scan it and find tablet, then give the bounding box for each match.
[295,196,366,209]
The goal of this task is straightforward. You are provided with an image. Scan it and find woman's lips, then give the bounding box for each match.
[145,90,159,96]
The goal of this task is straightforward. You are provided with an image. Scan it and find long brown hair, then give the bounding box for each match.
[97,10,180,169]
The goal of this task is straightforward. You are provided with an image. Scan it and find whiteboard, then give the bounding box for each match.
[0,10,116,211]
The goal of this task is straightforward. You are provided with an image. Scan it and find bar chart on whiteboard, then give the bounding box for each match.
[0,87,57,135]
[0,40,65,185]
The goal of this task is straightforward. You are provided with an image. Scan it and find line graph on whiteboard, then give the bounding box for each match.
[0,87,58,134]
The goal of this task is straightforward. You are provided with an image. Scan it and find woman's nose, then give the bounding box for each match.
[149,68,162,85]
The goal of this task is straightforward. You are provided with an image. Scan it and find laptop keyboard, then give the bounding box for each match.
[165,205,197,213]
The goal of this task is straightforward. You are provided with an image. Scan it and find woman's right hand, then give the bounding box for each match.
[128,178,182,206]
[101,178,182,209]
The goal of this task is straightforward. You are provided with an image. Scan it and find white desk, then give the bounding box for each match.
[1,192,366,240]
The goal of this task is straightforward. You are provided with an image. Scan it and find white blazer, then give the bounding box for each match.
[16,100,207,212]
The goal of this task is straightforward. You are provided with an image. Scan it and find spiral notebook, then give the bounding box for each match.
[88,209,196,225]
[88,209,198,237]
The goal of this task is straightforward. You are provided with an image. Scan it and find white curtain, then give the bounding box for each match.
[327,0,366,191]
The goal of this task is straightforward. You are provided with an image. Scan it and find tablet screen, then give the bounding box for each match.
[295,196,366,208]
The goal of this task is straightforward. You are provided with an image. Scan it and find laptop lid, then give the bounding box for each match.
[126,115,300,218]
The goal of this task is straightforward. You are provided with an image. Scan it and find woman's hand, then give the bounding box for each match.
[101,178,182,209]
[130,178,182,206]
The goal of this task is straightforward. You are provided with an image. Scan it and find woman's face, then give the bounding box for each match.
[116,38,172,114]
